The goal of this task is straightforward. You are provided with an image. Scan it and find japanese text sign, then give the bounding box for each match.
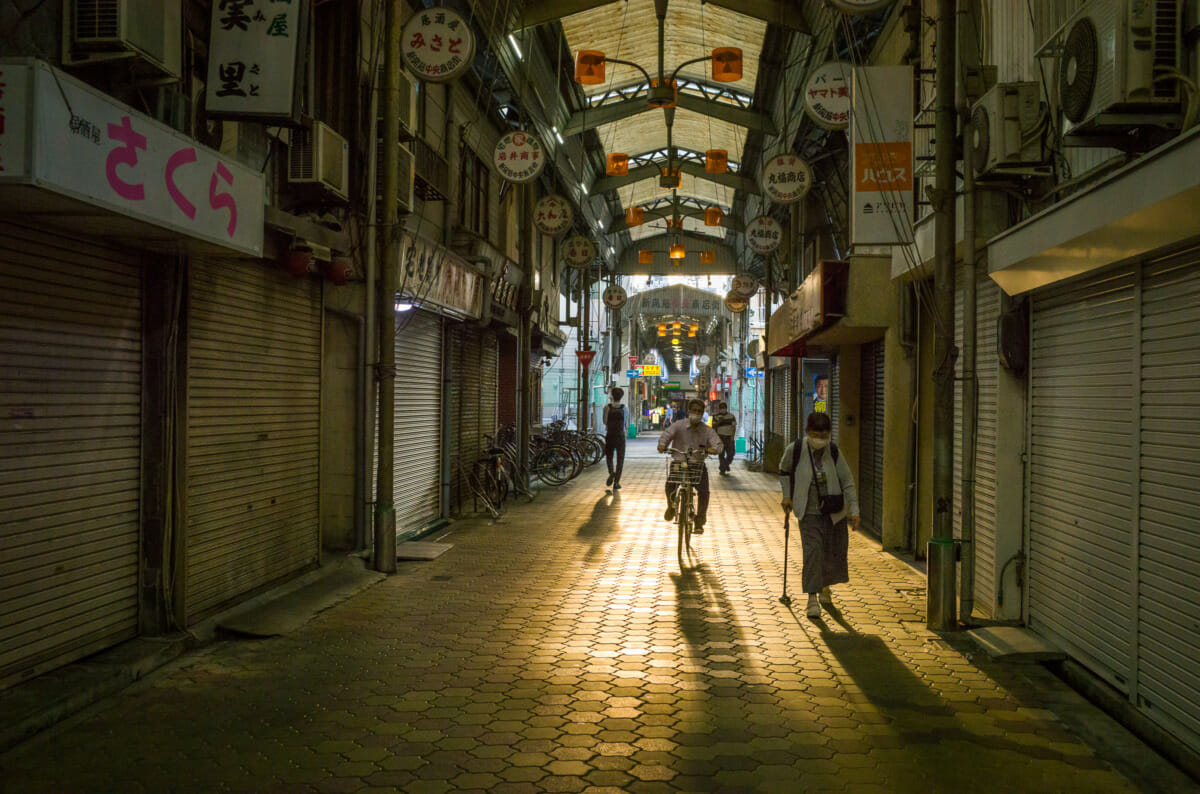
[731,273,758,297]
[396,231,482,319]
[401,9,475,83]
[534,194,573,237]
[760,154,813,204]
[602,284,627,309]
[562,234,596,269]
[493,131,546,183]
[639,365,662,377]
[804,61,852,130]
[206,0,307,121]
[745,215,782,254]
[851,66,914,245]
[3,60,263,256]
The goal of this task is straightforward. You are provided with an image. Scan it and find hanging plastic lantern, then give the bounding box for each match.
[670,243,685,261]
[657,323,667,336]
[690,323,699,333]
[626,207,645,226]
[606,153,629,176]
[711,47,743,82]
[574,50,606,84]
[700,250,716,265]
[704,207,723,226]
[638,249,654,264]
[672,320,681,330]
[689,329,698,338]
[659,168,681,190]
[705,149,728,174]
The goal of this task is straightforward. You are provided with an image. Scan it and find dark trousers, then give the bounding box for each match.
[718,436,735,472]
[666,465,710,523]
[605,435,625,483]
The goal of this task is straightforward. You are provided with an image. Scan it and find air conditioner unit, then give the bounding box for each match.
[65,0,182,80]
[376,68,418,142]
[289,120,350,201]
[969,82,1049,177]
[1049,0,1182,136]
[375,144,416,219]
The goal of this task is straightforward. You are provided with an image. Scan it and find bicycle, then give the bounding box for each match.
[459,456,503,518]
[662,446,713,564]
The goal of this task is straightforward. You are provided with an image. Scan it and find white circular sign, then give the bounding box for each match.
[401,9,475,83]
[804,61,853,130]
[731,273,758,297]
[724,291,749,313]
[745,215,783,254]
[698,355,710,367]
[534,195,573,237]
[602,284,627,309]
[494,131,546,183]
[760,154,813,204]
[562,235,596,269]
[828,0,896,14]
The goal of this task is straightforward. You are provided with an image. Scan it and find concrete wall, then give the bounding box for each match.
[883,321,915,552]
[990,289,1027,621]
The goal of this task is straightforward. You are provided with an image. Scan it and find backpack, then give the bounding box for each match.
[785,440,838,499]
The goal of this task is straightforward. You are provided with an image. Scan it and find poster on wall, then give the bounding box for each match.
[850,65,914,246]
[206,0,308,122]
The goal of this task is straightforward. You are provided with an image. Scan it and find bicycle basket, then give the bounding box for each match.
[666,460,703,485]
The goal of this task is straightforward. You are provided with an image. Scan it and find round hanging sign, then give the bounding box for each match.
[534,195,574,237]
[724,290,749,313]
[602,284,628,310]
[745,215,783,254]
[760,154,813,204]
[494,131,546,183]
[731,273,758,297]
[828,0,896,14]
[562,235,596,269]
[401,8,475,83]
[803,61,853,130]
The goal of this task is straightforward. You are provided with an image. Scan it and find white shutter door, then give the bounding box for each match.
[185,259,321,622]
[0,224,141,685]
[1138,248,1200,754]
[1029,265,1136,692]
[393,309,442,535]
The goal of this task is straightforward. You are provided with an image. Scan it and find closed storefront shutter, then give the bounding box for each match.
[448,325,499,515]
[1138,248,1200,755]
[185,258,321,623]
[392,309,443,535]
[1028,265,1137,693]
[0,224,142,686]
[859,340,885,537]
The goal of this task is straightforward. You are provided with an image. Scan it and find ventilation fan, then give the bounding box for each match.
[1059,16,1097,124]
[970,104,991,167]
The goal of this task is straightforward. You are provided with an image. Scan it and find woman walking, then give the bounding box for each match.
[778,412,861,618]
[603,387,627,490]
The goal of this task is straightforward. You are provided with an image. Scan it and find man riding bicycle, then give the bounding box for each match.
[658,398,723,533]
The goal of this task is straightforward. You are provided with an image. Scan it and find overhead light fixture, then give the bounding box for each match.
[394,300,413,312]
[508,33,522,59]
[553,126,564,144]
[581,183,589,195]
[669,243,685,260]
[672,321,681,330]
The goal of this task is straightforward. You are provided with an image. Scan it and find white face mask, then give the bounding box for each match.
[808,435,829,450]
[689,413,703,426]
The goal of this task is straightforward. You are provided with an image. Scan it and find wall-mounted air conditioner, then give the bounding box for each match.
[65,0,182,80]
[969,82,1049,177]
[375,144,416,218]
[288,120,350,201]
[1045,0,1183,136]
[377,68,418,142]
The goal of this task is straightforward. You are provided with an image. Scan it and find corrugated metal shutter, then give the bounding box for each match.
[1028,264,1136,693]
[481,332,498,437]
[448,325,498,515]
[859,340,885,537]
[770,366,792,441]
[830,355,840,443]
[1138,248,1200,755]
[393,309,442,535]
[0,223,142,686]
[185,258,321,623]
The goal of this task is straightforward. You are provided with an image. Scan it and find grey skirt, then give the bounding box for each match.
[798,513,849,594]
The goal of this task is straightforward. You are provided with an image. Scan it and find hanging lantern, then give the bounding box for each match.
[672,320,681,330]
[324,255,353,285]
[283,246,313,277]
[700,250,716,265]
[704,207,723,226]
[690,323,699,333]
[606,152,629,176]
[711,47,743,82]
[665,216,684,230]
[659,168,682,190]
[657,323,667,336]
[705,149,728,174]
[574,50,606,84]
[669,244,685,264]
[638,249,654,264]
[626,207,645,226]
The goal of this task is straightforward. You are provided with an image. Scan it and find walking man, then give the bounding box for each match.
[712,401,737,474]
[658,398,723,533]
[603,387,627,490]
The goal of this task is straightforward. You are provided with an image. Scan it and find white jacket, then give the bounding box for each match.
[778,438,860,523]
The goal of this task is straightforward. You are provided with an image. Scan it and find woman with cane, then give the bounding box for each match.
[778,412,860,618]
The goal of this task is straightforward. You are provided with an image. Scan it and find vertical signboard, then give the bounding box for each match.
[206,0,307,122]
[851,66,913,246]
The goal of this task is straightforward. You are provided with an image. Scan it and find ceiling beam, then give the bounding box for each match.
[563,93,776,137]
[701,0,811,33]
[608,208,744,234]
[679,161,759,194]
[591,161,758,195]
[613,232,740,275]
[511,0,622,29]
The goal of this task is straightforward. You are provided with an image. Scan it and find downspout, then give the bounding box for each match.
[363,26,380,552]
[441,316,453,518]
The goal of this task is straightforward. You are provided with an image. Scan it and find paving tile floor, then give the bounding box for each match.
[1,438,1189,793]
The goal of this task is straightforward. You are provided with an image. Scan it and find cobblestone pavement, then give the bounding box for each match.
[1,439,1177,793]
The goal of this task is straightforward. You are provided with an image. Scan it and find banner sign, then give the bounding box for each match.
[401,8,475,83]
[206,0,307,121]
[396,231,483,319]
[1,59,264,256]
[851,66,914,245]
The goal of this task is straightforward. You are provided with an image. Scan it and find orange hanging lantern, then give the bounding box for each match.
[657,323,667,336]
[672,321,681,330]
[700,250,716,265]
[704,207,723,226]
[665,216,684,230]
[711,47,743,82]
[705,149,728,174]
[626,207,645,226]
[639,250,654,264]
[574,50,606,85]
[648,78,678,108]
[669,244,685,260]
[688,328,697,338]
[606,153,629,176]
[660,168,682,190]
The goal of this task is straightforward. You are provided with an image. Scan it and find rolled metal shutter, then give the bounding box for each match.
[859,340,885,537]
[1138,248,1200,754]
[481,332,499,437]
[0,224,142,686]
[185,258,321,623]
[1028,264,1136,692]
[830,355,840,443]
[392,309,442,535]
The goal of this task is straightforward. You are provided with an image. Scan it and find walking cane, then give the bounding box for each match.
[779,510,792,606]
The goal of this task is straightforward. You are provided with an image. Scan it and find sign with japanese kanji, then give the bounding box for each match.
[206,0,307,121]
[851,65,914,245]
[493,131,546,183]
[4,59,264,256]
[639,365,662,377]
[534,194,573,237]
[576,349,596,367]
[760,154,813,204]
[731,273,758,297]
[804,61,852,130]
[562,235,596,269]
[401,9,475,83]
[745,215,782,254]
[724,291,749,313]
[602,284,627,309]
